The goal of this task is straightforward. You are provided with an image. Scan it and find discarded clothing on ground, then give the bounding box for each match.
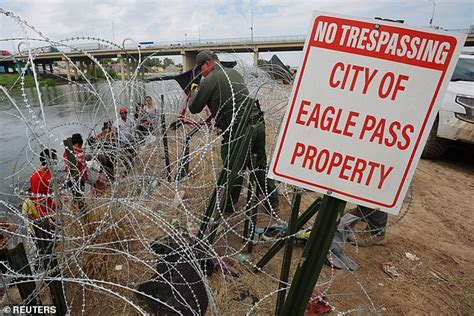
[256,223,288,241]
[325,213,360,271]
[233,287,259,305]
[136,231,211,315]
[305,290,331,315]
[295,228,312,244]
[211,258,239,278]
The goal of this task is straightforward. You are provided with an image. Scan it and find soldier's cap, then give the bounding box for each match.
[194,51,218,72]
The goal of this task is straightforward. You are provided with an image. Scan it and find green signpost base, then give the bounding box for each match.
[255,197,321,271]
[281,194,346,315]
[6,242,41,306]
[33,220,67,315]
[275,189,301,315]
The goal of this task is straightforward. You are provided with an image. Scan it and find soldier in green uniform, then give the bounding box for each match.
[188,51,279,213]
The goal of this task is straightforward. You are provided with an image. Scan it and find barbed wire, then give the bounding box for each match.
[0,10,412,315]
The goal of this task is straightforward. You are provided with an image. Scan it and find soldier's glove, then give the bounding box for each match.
[191,83,199,92]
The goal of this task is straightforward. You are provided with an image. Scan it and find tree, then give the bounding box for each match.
[163,57,175,68]
[143,57,162,68]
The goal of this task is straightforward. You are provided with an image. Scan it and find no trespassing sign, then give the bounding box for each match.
[269,12,465,214]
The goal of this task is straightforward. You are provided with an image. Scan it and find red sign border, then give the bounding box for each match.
[272,15,458,209]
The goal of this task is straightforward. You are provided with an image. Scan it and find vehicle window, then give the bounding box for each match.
[451,57,474,82]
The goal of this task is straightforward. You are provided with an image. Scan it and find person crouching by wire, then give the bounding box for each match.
[135,96,159,143]
[92,121,116,181]
[64,133,88,192]
[63,133,88,211]
[27,148,68,274]
[117,106,136,169]
[135,101,147,144]
[142,95,159,132]
[30,149,61,221]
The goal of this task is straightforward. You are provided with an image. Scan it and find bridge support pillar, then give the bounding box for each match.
[131,59,137,79]
[124,57,129,80]
[63,58,72,83]
[131,60,135,79]
[118,55,125,81]
[49,63,53,74]
[85,62,90,78]
[80,61,86,80]
[6,63,14,74]
[14,62,22,75]
[91,62,97,80]
[253,47,259,66]
[140,62,145,80]
[181,51,196,72]
[73,62,79,81]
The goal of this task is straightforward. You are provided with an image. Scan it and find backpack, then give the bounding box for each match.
[21,198,40,220]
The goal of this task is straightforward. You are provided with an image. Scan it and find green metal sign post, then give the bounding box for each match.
[275,189,301,315]
[281,194,346,315]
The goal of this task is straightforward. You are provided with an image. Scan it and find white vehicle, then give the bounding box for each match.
[422,49,474,158]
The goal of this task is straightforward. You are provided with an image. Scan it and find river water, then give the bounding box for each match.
[0,80,184,197]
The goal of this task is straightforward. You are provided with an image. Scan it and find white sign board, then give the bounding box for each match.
[269,12,466,214]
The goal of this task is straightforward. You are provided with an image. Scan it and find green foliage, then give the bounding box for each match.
[163,57,174,68]
[42,78,57,86]
[257,58,268,66]
[0,74,57,88]
[0,74,24,87]
[94,68,117,79]
[143,57,162,68]
[106,69,117,79]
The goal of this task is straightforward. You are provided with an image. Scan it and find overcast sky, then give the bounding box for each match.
[0,0,472,66]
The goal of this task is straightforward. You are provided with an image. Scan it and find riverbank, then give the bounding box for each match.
[0,74,62,89]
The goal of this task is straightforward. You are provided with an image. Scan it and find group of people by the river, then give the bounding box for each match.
[25,95,159,221]
[25,50,387,245]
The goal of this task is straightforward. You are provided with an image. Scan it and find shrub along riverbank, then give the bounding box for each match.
[0,74,58,88]
[0,68,125,90]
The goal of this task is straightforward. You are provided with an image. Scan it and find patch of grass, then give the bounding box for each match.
[0,74,58,88]
[42,78,57,87]
[95,68,117,80]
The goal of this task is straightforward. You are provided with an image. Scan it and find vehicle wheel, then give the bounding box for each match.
[421,118,449,159]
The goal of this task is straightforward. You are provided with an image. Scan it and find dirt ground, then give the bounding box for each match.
[1,127,472,315]
[242,142,474,315]
[339,143,474,315]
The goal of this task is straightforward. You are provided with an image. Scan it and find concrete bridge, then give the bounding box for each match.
[0,35,306,80]
[1,28,473,81]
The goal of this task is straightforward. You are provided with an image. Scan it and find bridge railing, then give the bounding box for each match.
[124,35,307,50]
[5,28,472,57]
[113,28,474,50]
